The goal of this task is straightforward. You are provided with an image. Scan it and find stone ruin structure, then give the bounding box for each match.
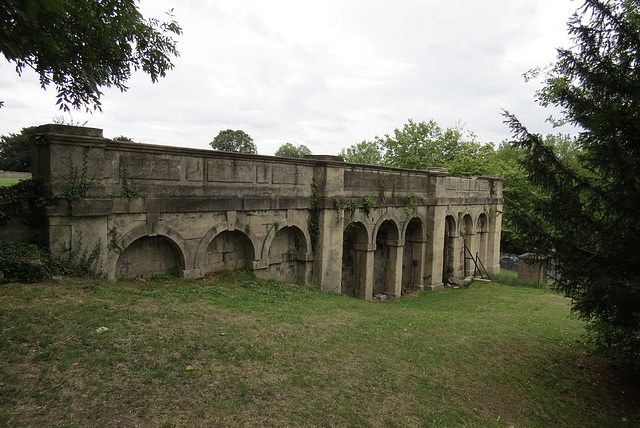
[30,124,503,300]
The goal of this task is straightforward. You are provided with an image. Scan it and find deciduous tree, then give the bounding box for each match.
[210,130,256,154]
[340,140,383,166]
[275,142,311,158]
[1,0,181,111]
[495,134,579,255]
[340,119,498,177]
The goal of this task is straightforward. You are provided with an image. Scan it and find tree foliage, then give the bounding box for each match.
[0,0,182,111]
[0,126,37,171]
[495,134,579,255]
[275,142,312,158]
[340,119,499,177]
[340,140,384,166]
[112,135,135,143]
[210,129,257,154]
[504,0,640,359]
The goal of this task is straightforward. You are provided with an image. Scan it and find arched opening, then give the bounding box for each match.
[341,222,369,298]
[443,216,456,284]
[116,235,184,279]
[402,217,424,293]
[265,226,308,284]
[374,220,399,297]
[204,230,255,274]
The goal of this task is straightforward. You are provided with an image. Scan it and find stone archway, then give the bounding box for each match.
[115,235,184,279]
[265,226,308,284]
[402,217,425,293]
[203,230,255,274]
[341,222,370,298]
[374,220,401,298]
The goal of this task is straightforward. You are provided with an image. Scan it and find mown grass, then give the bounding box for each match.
[0,178,22,187]
[1,270,638,427]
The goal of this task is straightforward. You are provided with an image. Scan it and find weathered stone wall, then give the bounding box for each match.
[0,171,31,179]
[30,124,503,300]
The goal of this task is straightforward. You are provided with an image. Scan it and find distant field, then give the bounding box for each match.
[0,178,21,187]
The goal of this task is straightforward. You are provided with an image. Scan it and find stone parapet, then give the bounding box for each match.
[26,125,502,299]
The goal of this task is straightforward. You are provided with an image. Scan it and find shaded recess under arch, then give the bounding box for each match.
[374,219,400,296]
[264,226,308,284]
[402,217,425,292]
[204,230,255,273]
[116,235,184,279]
[341,222,369,298]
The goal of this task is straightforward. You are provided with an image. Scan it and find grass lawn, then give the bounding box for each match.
[1,271,638,427]
[0,178,22,187]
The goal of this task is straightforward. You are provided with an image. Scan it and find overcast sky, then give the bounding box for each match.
[0,0,579,155]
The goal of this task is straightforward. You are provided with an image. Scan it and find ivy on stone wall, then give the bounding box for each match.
[59,149,92,204]
[333,198,342,223]
[404,193,418,218]
[307,177,320,252]
[108,225,119,250]
[0,179,47,230]
[379,171,397,206]
[345,198,358,224]
[120,161,143,198]
[0,239,101,283]
[363,196,375,220]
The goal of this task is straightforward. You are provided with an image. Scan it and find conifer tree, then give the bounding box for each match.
[504,0,640,359]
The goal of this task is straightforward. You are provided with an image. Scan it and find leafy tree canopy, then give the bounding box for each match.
[210,130,257,154]
[0,126,37,172]
[274,142,312,158]
[495,134,579,255]
[0,0,182,111]
[504,0,640,360]
[341,119,499,177]
[340,140,384,166]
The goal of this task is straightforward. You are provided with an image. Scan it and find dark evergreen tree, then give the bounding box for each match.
[504,0,640,359]
[0,126,37,172]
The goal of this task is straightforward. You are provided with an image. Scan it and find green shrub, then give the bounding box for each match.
[0,241,101,284]
[0,179,47,228]
[0,242,51,283]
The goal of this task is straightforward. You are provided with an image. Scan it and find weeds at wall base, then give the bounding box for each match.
[0,241,102,283]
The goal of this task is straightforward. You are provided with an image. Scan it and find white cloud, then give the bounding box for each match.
[0,0,578,155]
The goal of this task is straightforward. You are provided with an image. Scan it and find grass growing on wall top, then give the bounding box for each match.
[0,270,638,427]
